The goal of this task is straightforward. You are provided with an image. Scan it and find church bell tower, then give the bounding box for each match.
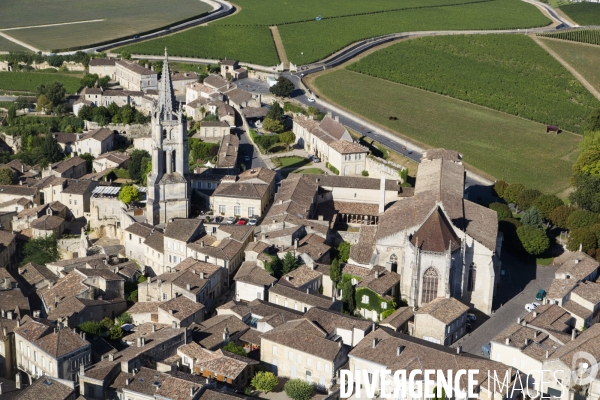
[146,48,189,225]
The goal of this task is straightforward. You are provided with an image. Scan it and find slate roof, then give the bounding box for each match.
[234,261,277,286]
[125,222,155,238]
[144,229,164,253]
[410,207,461,253]
[415,297,469,324]
[164,218,203,242]
[31,215,64,230]
[380,306,414,330]
[79,127,114,142]
[158,296,205,322]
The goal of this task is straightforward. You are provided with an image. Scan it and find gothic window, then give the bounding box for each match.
[421,267,439,304]
[390,254,398,273]
[163,129,167,140]
[468,263,476,292]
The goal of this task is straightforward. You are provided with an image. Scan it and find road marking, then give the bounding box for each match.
[269,26,288,69]
[0,19,105,31]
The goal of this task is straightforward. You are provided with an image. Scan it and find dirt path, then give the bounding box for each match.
[0,19,104,31]
[0,31,39,52]
[531,34,600,101]
[554,8,577,27]
[269,26,287,68]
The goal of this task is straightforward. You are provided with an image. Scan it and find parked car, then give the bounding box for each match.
[525,302,540,312]
[467,313,476,322]
[214,216,223,223]
[312,157,321,163]
[237,218,248,225]
[248,218,258,226]
[536,289,546,301]
[481,343,491,358]
[227,216,237,224]
[244,155,250,162]
[307,98,316,103]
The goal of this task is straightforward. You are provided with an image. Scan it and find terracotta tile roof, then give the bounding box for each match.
[125,222,155,238]
[89,58,116,66]
[242,107,268,118]
[216,224,254,242]
[191,315,249,349]
[224,87,254,105]
[304,307,372,334]
[144,229,164,253]
[203,74,229,90]
[547,278,578,299]
[75,267,124,281]
[171,71,198,81]
[237,166,276,185]
[47,254,106,268]
[295,233,331,261]
[218,299,302,329]
[380,306,414,330]
[51,156,86,173]
[61,178,94,195]
[156,372,207,400]
[18,262,57,287]
[415,297,469,324]
[199,388,250,400]
[216,134,239,169]
[15,376,75,400]
[522,304,572,341]
[329,140,368,154]
[54,132,77,144]
[115,59,155,76]
[492,323,563,361]
[410,207,461,253]
[234,261,277,286]
[128,301,161,314]
[39,272,89,307]
[357,268,401,296]
[213,182,268,200]
[0,288,29,314]
[15,318,89,358]
[195,348,258,379]
[349,226,378,265]
[47,297,125,321]
[158,296,205,321]
[164,218,203,242]
[422,148,462,162]
[281,265,321,287]
[30,214,64,230]
[572,281,600,304]
[551,323,600,365]
[0,185,37,196]
[269,283,340,310]
[188,236,245,261]
[318,115,347,140]
[79,127,114,142]
[555,251,599,281]
[200,120,229,127]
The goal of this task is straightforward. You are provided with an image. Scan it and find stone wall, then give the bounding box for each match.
[365,155,405,182]
[0,132,20,153]
[84,121,150,138]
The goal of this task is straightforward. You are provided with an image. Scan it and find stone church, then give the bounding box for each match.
[146,49,190,225]
[349,149,502,315]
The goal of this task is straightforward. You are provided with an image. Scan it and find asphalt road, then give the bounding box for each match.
[237,128,267,170]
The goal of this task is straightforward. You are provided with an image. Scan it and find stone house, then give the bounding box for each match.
[12,201,69,233]
[0,198,31,214]
[171,71,199,95]
[0,185,39,207]
[74,128,115,158]
[0,230,17,270]
[31,215,65,238]
[45,254,107,277]
[128,295,205,327]
[193,347,258,390]
[88,186,124,232]
[215,133,238,171]
[303,307,373,348]
[137,258,225,306]
[10,375,78,399]
[114,60,158,91]
[43,156,87,179]
[328,140,369,176]
[17,262,58,296]
[203,75,231,92]
[220,60,247,81]
[268,283,342,313]
[260,319,349,391]
[88,58,116,79]
[233,261,277,302]
[208,101,235,127]
[124,222,154,264]
[188,314,250,351]
[0,318,18,379]
[223,87,261,109]
[216,299,303,334]
[54,133,77,154]
[46,297,127,328]
[92,151,130,172]
[57,179,96,218]
[195,121,230,140]
[546,251,600,307]
[379,306,414,333]
[143,229,164,277]
[280,265,322,294]
[413,296,469,345]
[562,282,600,329]
[14,316,91,382]
[163,219,205,271]
[211,167,276,218]
[112,366,205,399]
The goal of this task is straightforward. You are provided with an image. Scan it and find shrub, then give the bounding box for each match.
[78,321,101,336]
[493,180,509,198]
[251,371,279,393]
[517,226,550,256]
[488,202,512,220]
[504,183,526,205]
[516,189,542,211]
[567,227,598,252]
[361,170,369,176]
[567,209,600,231]
[223,342,248,357]
[326,162,339,175]
[118,185,140,205]
[521,207,544,229]
[532,194,563,220]
[0,168,14,185]
[550,205,575,229]
[284,379,314,400]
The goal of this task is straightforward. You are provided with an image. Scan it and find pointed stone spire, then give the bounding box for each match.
[157,47,175,120]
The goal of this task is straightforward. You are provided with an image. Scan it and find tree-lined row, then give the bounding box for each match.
[539,29,600,47]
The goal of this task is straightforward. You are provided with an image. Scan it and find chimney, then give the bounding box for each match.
[533,311,538,318]
[294,238,298,250]
[546,350,549,358]
[0,382,3,395]
[137,337,142,347]
[372,322,376,332]
[126,378,131,385]
[334,115,339,122]
[262,233,266,241]
[80,363,85,376]
[457,346,462,355]
[517,317,521,324]
[190,387,194,397]
[15,373,21,389]
[306,288,309,294]
[339,341,342,348]
[186,283,191,291]
[201,241,204,247]
[169,309,174,315]
[83,332,86,341]
[16,319,20,328]
[55,295,60,307]
[572,330,577,341]
[109,353,114,361]
[200,272,205,279]
[505,337,510,345]
[534,331,539,338]
[145,63,149,69]
[286,276,290,281]
[152,324,156,333]
[223,327,230,343]
[0,309,3,318]
[172,321,177,329]
[141,337,145,347]
[2,326,6,337]
[6,311,13,320]
[397,346,403,356]
[372,338,377,348]
[525,338,530,346]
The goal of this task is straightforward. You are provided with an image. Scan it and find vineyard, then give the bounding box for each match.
[0,36,29,53]
[538,29,600,46]
[346,34,599,133]
[313,69,581,193]
[558,3,600,26]
[0,72,82,94]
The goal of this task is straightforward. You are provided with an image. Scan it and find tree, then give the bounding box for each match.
[503,183,526,204]
[572,148,600,177]
[118,185,140,204]
[269,77,295,97]
[264,255,282,279]
[202,113,219,122]
[284,379,314,400]
[0,168,14,185]
[570,174,600,213]
[78,104,94,121]
[336,241,350,263]
[493,180,509,198]
[120,104,135,125]
[98,76,110,88]
[223,342,248,357]
[36,94,54,114]
[280,130,296,145]
[38,81,66,105]
[488,202,512,220]
[330,258,341,284]
[266,101,284,122]
[567,227,597,252]
[43,131,63,163]
[79,153,94,173]
[517,226,550,256]
[21,235,60,266]
[585,106,600,133]
[262,117,285,134]
[15,97,32,111]
[127,290,138,303]
[516,189,542,212]
[251,371,278,393]
[282,252,299,275]
[532,194,563,220]
[521,207,544,229]
[108,325,123,340]
[499,217,522,251]
[550,205,575,229]
[81,73,99,88]
[567,209,600,231]
[341,279,355,313]
[6,105,16,125]
[78,321,101,336]
[129,149,151,183]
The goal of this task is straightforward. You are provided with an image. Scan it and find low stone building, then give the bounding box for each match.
[74,128,115,158]
[211,167,276,218]
[128,295,205,327]
[115,60,158,91]
[268,283,342,313]
[31,215,65,238]
[413,296,469,345]
[195,121,230,140]
[43,156,87,179]
[233,261,277,302]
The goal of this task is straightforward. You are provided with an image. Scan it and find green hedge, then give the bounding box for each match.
[355,287,396,316]
[326,162,339,175]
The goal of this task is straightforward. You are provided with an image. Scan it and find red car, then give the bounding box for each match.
[237,218,248,225]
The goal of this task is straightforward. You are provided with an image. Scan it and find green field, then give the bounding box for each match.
[314,69,581,193]
[347,34,598,133]
[539,29,600,46]
[538,37,600,93]
[0,72,82,94]
[0,36,30,52]
[279,0,550,64]
[118,25,279,66]
[1,0,212,51]
[558,3,600,26]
